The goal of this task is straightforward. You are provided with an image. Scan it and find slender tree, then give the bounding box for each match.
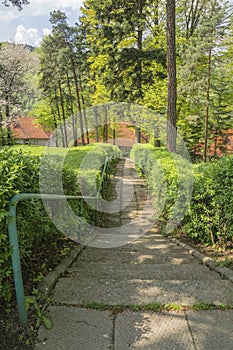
[49,10,86,145]
[166,0,177,152]
[176,0,231,157]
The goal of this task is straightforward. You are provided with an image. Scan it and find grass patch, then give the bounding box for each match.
[80,301,233,313]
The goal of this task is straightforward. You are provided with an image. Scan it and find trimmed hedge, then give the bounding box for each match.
[131,144,233,247]
[184,156,233,246]
[0,144,120,304]
[130,144,193,233]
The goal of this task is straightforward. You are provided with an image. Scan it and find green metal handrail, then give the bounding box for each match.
[7,154,113,325]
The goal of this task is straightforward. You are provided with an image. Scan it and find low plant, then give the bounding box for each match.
[25,289,52,329]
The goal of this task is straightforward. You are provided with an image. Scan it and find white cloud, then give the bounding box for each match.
[0,0,83,44]
[15,0,83,17]
[14,24,50,47]
[0,0,83,20]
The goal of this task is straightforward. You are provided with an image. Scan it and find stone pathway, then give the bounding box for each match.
[35,158,233,350]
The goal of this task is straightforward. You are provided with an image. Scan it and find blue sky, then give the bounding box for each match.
[0,0,83,46]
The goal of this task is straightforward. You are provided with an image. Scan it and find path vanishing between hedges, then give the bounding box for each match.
[35,158,233,350]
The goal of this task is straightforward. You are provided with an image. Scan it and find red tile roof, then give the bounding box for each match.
[194,129,233,156]
[207,129,233,156]
[77,122,149,146]
[11,116,50,140]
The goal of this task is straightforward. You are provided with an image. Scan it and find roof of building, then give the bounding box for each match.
[11,116,50,140]
[207,130,233,156]
[194,129,233,156]
[77,122,149,146]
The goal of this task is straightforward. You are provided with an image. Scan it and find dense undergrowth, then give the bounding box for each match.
[131,144,233,248]
[0,143,120,304]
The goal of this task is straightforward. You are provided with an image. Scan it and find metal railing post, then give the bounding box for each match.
[8,200,28,326]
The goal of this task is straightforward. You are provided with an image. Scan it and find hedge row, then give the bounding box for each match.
[130,144,193,233]
[184,156,233,246]
[131,144,233,247]
[0,144,120,303]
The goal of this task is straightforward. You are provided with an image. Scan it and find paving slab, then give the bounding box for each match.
[115,311,195,349]
[68,262,219,281]
[105,242,194,253]
[35,307,113,350]
[52,278,233,306]
[186,310,233,350]
[77,250,198,265]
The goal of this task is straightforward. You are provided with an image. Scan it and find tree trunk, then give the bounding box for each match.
[55,88,65,148]
[58,80,68,147]
[70,55,85,146]
[94,107,99,142]
[203,48,211,162]
[136,0,143,100]
[166,0,177,153]
[66,73,77,147]
[135,126,141,143]
[79,78,89,144]
[103,107,108,143]
[53,114,59,147]
[154,0,159,27]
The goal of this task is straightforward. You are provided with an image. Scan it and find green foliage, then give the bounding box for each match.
[0,143,120,304]
[25,289,52,329]
[80,0,167,104]
[131,144,233,246]
[0,148,40,302]
[130,144,193,232]
[184,156,233,246]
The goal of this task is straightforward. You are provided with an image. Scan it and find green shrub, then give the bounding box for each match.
[184,156,233,246]
[130,144,193,233]
[0,144,120,304]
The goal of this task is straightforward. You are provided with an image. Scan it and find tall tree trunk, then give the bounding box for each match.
[203,48,212,162]
[154,0,159,27]
[58,80,68,147]
[113,127,116,145]
[135,127,141,143]
[94,107,99,142]
[136,0,143,100]
[0,110,2,146]
[103,107,108,143]
[70,56,85,146]
[53,114,59,147]
[66,73,77,146]
[79,78,89,144]
[55,88,65,148]
[166,0,177,153]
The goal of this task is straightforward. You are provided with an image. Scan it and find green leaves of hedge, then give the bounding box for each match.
[131,144,233,246]
[130,144,193,233]
[184,157,233,246]
[0,144,120,305]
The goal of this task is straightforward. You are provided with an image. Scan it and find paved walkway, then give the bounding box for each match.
[35,159,233,350]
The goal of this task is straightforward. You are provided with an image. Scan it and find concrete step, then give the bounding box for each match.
[104,242,192,254]
[78,250,197,265]
[67,262,219,281]
[52,277,233,306]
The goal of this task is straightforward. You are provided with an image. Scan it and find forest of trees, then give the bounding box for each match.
[1,0,233,159]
